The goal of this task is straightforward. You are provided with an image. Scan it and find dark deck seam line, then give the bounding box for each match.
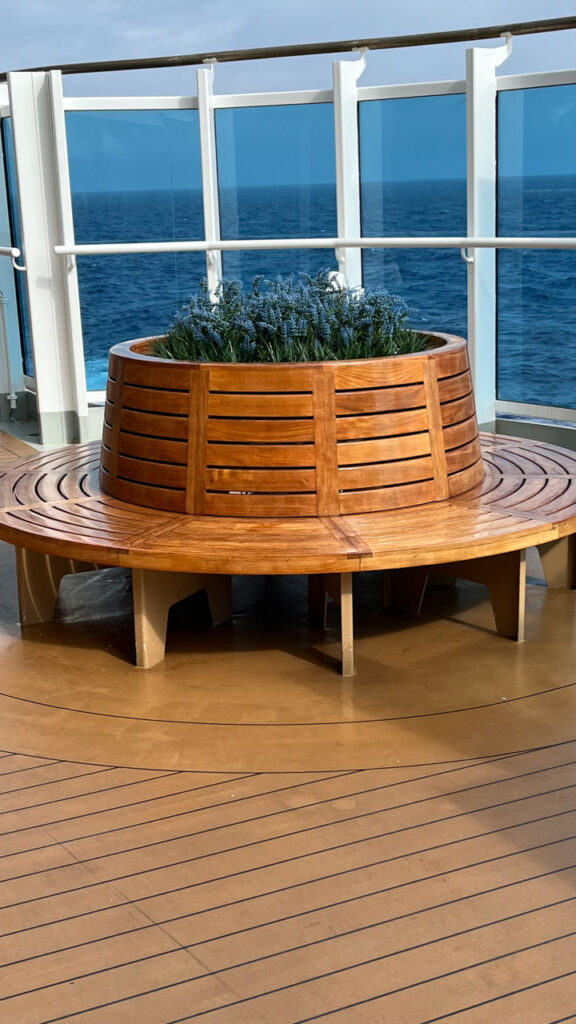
[4,891,576,1003]
[0,771,181,814]
[1,754,573,865]
[0,767,113,796]
[0,771,360,838]
[0,751,537,859]
[1,679,574,727]
[292,969,576,1024]
[5,775,575,887]
[35,926,576,1023]
[4,855,576,967]
[2,804,575,912]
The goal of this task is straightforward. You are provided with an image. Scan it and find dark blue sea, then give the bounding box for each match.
[71,178,576,409]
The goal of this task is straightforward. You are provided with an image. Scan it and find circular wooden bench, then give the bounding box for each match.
[0,433,574,673]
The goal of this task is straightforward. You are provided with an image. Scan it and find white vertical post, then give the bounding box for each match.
[47,71,89,441]
[197,65,223,298]
[466,37,512,426]
[0,86,25,413]
[7,71,86,444]
[333,52,366,290]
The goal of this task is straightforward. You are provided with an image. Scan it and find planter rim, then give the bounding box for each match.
[109,330,466,369]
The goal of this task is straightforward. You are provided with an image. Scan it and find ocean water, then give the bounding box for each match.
[71,178,576,408]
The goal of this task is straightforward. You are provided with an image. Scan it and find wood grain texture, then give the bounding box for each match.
[1,435,575,575]
[100,334,480,517]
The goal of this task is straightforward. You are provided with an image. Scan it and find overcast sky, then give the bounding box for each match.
[1,0,576,96]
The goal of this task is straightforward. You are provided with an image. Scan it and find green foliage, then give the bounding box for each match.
[152,272,428,363]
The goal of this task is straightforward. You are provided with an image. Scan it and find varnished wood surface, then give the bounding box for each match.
[3,738,576,1022]
[0,435,575,574]
[101,334,483,516]
[3,431,576,1021]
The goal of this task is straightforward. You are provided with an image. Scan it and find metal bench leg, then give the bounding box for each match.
[132,569,232,669]
[15,547,102,625]
[538,536,576,589]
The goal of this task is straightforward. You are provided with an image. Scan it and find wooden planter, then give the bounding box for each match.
[101,332,482,517]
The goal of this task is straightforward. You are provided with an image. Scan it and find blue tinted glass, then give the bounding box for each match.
[360,95,467,336]
[66,110,205,390]
[216,104,337,282]
[1,118,33,376]
[498,85,576,408]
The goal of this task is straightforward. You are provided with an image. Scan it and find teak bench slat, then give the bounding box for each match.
[0,434,575,673]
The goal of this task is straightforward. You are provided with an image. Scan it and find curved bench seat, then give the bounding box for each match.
[0,433,575,672]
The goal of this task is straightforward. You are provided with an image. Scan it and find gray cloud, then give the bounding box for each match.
[1,0,575,94]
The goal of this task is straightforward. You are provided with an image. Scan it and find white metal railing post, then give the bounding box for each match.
[0,95,25,415]
[466,35,512,426]
[7,71,86,444]
[47,71,89,441]
[197,65,223,298]
[332,51,366,289]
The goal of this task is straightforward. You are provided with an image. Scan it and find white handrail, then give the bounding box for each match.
[0,245,26,271]
[54,236,576,256]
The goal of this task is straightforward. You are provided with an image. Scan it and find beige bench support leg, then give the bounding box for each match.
[340,572,355,677]
[15,547,102,625]
[391,550,526,642]
[308,572,355,676]
[538,536,576,589]
[132,569,232,669]
[449,551,526,641]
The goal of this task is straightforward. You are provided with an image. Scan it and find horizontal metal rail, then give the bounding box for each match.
[54,237,576,256]
[0,246,25,271]
[3,16,576,81]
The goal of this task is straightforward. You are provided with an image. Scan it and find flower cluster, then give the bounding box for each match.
[152,272,428,363]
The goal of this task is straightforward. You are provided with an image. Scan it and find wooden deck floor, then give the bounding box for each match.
[1,432,576,1022]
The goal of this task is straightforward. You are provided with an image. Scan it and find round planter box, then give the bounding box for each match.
[101,332,482,517]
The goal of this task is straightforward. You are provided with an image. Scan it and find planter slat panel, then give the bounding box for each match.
[438,370,473,403]
[335,384,425,416]
[338,479,437,514]
[120,385,190,416]
[208,393,314,418]
[313,366,339,517]
[339,456,434,489]
[204,493,317,516]
[205,468,316,492]
[448,459,484,495]
[423,359,450,502]
[206,443,316,468]
[121,361,190,390]
[208,366,316,392]
[115,434,187,466]
[116,456,187,489]
[101,334,480,517]
[443,416,481,451]
[336,408,429,441]
[445,441,484,475]
[120,410,189,441]
[207,419,315,443]
[431,345,470,378]
[110,479,187,513]
[441,394,477,427]
[337,434,431,466]
[334,360,426,389]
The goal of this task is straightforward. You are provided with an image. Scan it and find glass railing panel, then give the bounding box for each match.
[359,94,467,337]
[215,104,338,283]
[66,110,205,390]
[1,118,33,377]
[498,84,576,409]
